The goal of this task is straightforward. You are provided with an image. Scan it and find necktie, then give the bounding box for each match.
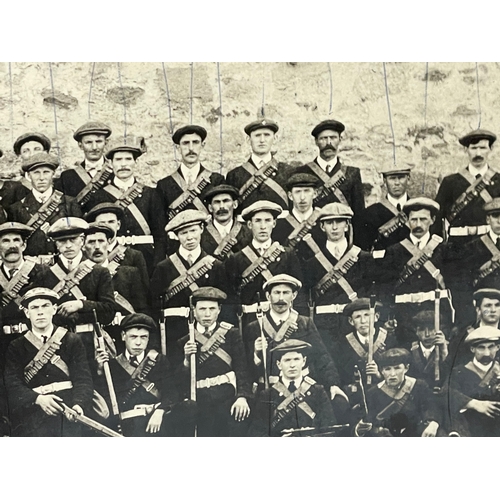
[8,268,17,279]
[288,381,297,392]
[396,203,402,212]
[476,174,481,180]
[187,254,194,266]
[41,335,48,344]
[67,260,74,272]
[204,327,210,338]
[130,356,139,367]
[259,159,265,168]
[326,164,333,174]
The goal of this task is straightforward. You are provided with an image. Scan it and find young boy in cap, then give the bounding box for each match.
[96,313,194,436]
[296,119,364,214]
[13,131,51,162]
[355,348,440,437]
[156,124,224,221]
[181,286,251,436]
[7,152,82,259]
[354,165,412,251]
[226,118,292,213]
[4,287,93,436]
[249,339,338,437]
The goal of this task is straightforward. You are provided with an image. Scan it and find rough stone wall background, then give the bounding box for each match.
[0,62,497,199]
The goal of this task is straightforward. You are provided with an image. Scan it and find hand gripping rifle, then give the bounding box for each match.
[61,403,123,437]
[188,296,197,402]
[366,294,376,386]
[433,289,441,393]
[256,292,269,390]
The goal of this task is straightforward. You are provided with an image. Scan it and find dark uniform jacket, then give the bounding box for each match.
[4,328,93,436]
[108,242,149,291]
[112,265,149,316]
[200,219,252,259]
[7,191,82,257]
[0,179,30,212]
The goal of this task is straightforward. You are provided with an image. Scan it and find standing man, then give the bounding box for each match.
[83,137,167,274]
[354,165,412,251]
[56,121,113,209]
[4,287,93,437]
[200,184,252,259]
[7,152,82,259]
[156,125,224,222]
[296,119,365,215]
[436,129,500,241]
[13,131,51,162]
[226,118,292,213]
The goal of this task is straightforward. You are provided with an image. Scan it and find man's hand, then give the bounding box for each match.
[254,337,268,354]
[365,361,381,379]
[35,394,64,416]
[421,420,439,437]
[95,348,110,375]
[146,409,164,434]
[58,300,84,316]
[230,397,250,421]
[330,385,349,401]
[466,399,500,418]
[183,341,197,367]
[433,331,448,359]
[355,420,372,437]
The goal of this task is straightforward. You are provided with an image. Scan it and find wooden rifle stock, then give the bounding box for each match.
[188,296,196,402]
[354,364,369,419]
[256,292,269,390]
[433,289,441,392]
[159,295,167,356]
[366,295,376,386]
[61,403,123,437]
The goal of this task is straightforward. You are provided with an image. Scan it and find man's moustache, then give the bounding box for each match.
[473,156,484,161]
[216,209,229,215]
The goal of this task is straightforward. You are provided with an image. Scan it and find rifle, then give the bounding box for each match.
[308,289,315,321]
[256,292,269,390]
[433,289,441,393]
[92,309,120,424]
[61,403,123,437]
[159,295,167,356]
[280,424,350,437]
[366,294,376,386]
[188,296,196,402]
[353,364,369,419]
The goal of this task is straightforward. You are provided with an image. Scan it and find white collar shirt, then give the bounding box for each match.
[387,193,408,209]
[32,187,53,204]
[326,238,348,260]
[60,252,83,271]
[180,163,201,184]
[251,153,272,168]
[213,218,233,238]
[292,207,314,223]
[410,232,431,249]
[114,176,135,191]
[125,350,145,364]
[316,155,338,172]
[84,157,105,176]
[468,163,489,178]
[252,238,272,254]
[178,245,201,264]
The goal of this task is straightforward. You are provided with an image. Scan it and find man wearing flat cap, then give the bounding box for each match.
[55,121,113,208]
[449,326,500,436]
[156,124,224,222]
[249,339,339,437]
[372,197,453,346]
[200,183,252,259]
[13,131,51,162]
[4,287,93,436]
[180,287,252,436]
[96,313,194,436]
[355,347,441,437]
[7,152,82,259]
[226,118,292,213]
[224,200,303,319]
[354,165,413,251]
[435,128,500,241]
[83,137,167,275]
[296,119,365,216]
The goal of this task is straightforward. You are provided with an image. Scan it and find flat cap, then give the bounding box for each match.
[244,118,279,135]
[241,200,282,221]
[84,222,115,240]
[484,198,500,215]
[311,119,345,138]
[172,125,207,144]
[286,173,321,190]
[269,339,311,357]
[263,274,302,293]
[459,129,497,147]
[201,184,239,203]
[379,348,411,368]
[0,222,34,239]
[318,202,353,221]
[47,217,88,240]
[379,165,413,176]
[465,326,500,346]
[402,197,440,217]
[165,209,209,234]
[84,202,124,223]
[412,310,436,328]
[14,132,51,156]
[473,288,500,303]
[21,152,59,173]
[21,287,59,308]
[343,298,382,317]
[191,286,227,303]
[121,313,157,333]
[105,136,146,160]
[73,121,112,142]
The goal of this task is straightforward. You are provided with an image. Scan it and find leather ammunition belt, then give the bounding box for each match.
[395,289,450,304]
[2,323,29,335]
[33,380,73,395]
[241,301,271,314]
[162,307,190,318]
[196,371,236,390]
[75,323,94,334]
[115,235,154,245]
[315,303,347,314]
[449,225,489,237]
[120,404,158,420]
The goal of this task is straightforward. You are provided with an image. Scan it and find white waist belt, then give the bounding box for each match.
[3,323,29,335]
[449,225,489,237]
[75,323,94,333]
[395,289,450,304]
[162,307,189,318]
[316,303,347,314]
[116,235,154,245]
[33,380,73,395]
[120,404,158,420]
[197,371,236,389]
[241,302,270,314]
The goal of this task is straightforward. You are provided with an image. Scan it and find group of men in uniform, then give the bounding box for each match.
[0,116,499,437]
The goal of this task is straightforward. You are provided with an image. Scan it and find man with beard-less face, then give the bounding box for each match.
[449,326,500,436]
[295,119,365,215]
[200,184,252,259]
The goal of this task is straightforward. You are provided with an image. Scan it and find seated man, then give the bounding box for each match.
[249,340,339,437]
[4,287,93,436]
[355,348,440,437]
[181,287,251,437]
[96,313,194,437]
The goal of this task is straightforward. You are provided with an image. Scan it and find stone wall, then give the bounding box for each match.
[0,62,498,197]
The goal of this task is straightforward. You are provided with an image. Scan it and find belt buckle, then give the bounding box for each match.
[145,382,155,393]
[413,292,424,303]
[40,384,51,395]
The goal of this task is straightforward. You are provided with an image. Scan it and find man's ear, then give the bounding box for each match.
[78,141,83,152]
[23,307,29,320]
[287,192,293,202]
[374,312,380,322]
[348,317,354,326]
[272,219,277,229]
[232,200,238,210]
[292,291,298,301]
